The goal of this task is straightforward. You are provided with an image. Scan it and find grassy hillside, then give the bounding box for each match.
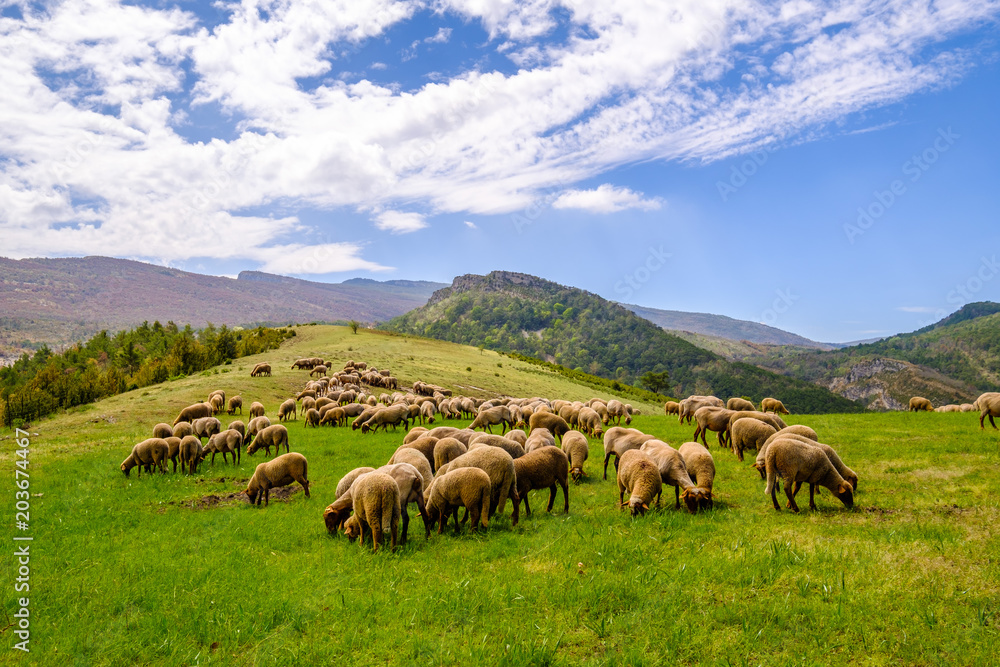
[2,325,999,665]
[384,272,861,414]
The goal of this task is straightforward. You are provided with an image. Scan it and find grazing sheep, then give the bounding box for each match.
[760,397,790,415]
[172,421,194,439]
[528,412,570,442]
[960,403,976,412]
[342,472,399,552]
[228,420,246,440]
[909,396,933,412]
[163,436,181,473]
[319,406,347,427]
[772,433,859,493]
[977,392,1000,429]
[420,401,437,424]
[469,406,512,434]
[469,434,525,460]
[434,447,519,526]
[250,362,271,377]
[227,396,243,415]
[727,397,755,412]
[577,407,604,439]
[730,418,777,462]
[678,441,716,511]
[602,427,656,480]
[525,428,556,452]
[692,406,734,448]
[616,449,662,516]
[664,401,680,416]
[404,426,431,444]
[361,404,410,434]
[505,429,528,447]
[512,446,569,516]
[678,395,724,424]
[390,436,439,473]
[639,439,697,510]
[388,447,434,489]
[247,424,290,458]
[433,437,468,471]
[152,423,173,439]
[606,399,630,425]
[374,463,430,542]
[424,468,492,534]
[335,467,377,501]
[724,411,787,447]
[754,426,820,480]
[179,435,203,474]
[192,416,222,441]
[209,394,225,415]
[245,452,310,507]
[300,396,316,414]
[172,402,213,426]
[765,439,854,512]
[935,405,961,412]
[290,358,313,370]
[561,431,590,482]
[277,398,297,422]
[310,364,328,377]
[120,438,169,477]
[304,408,321,427]
[204,429,243,466]
[249,402,265,419]
[245,416,271,445]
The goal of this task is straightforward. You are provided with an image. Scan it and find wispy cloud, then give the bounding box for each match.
[552,185,662,214]
[464,220,478,229]
[374,210,428,234]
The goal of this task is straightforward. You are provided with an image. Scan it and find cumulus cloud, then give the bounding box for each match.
[553,185,663,214]
[256,243,391,274]
[373,210,428,233]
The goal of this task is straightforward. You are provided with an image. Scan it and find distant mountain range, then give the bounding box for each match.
[0,256,445,358]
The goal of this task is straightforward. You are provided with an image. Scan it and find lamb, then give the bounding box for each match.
[246,424,290,458]
[277,398,297,422]
[434,447,519,525]
[390,436,439,473]
[152,422,173,439]
[227,396,243,415]
[977,392,1000,429]
[433,437,469,471]
[678,441,715,511]
[727,397,755,412]
[616,449,662,516]
[664,401,680,416]
[561,431,590,482]
[249,402,265,419]
[342,472,400,552]
[469,434,525,460]
[512,446,569,516]
[250,362,271,377]
[525,428,556,452]
[304,408,321,427]
[120,438,169,477]
[760,397,790,414]
[469,406,512,434]
[528,412,570,442]
[692,406,734,447]
[192,416,222,441]
[602,427,656,480]
[424,468,492,534]
[909,396,933,412]
[172,402,213,426]
[245,452,310,506]
[172,421,194,439]
[754,426,820,479]
[730,418,777,462]
[204,429,243,465]
[179,435,203,474]
[639,439,699,510]
[765,439,854,512]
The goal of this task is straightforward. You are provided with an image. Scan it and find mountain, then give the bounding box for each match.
[383,271,862,413]
[625,304,834,349]
[0,256,445,359]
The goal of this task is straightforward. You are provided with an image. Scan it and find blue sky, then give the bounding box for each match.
[1,0,998,343]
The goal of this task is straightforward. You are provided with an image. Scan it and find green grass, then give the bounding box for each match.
[2,325,1000,665]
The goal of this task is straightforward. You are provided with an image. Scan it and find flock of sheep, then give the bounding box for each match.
[116,354,911,552]
[908,394,1000,428]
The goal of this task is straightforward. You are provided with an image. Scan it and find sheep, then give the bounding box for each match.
[290,358,313,370]
[960,403,976,412]
[678,441,715,511]
[278,398,297,422]
[433,437,468,471]
[361,404,410,434]
[505,429,528,447]
[639,439,697,510]
[300,396,316,414]
[469,406,512,434]
[977,392,1000,429]
[390,436,439,473]
[577,407,604,439]
[172,402,213,426]
[760,397,790,414]
[512,446,569,516]
[192,416,222,441]
[249,402,265,419]
[164,436,181,473]
[319,406,346,427]
[335,467,377,501]
[210,395,224,415]
[304,408,321,428]
[664,401,680,416]
[935,405,961,412]
[172,421,194,439]
[770,433,859,493]
[179,435,203,474]
[120,438,169,477]
[561,431,590,482]
[247,424,290,458]
[424,468,492,534]
[724,410,787,447]
[227,396,243,415]
[420,401,437,424]
[250,362,271,377]
[730,418,777,462]
[678,395,724,424]
[204,429,243,466]
[245,416,271,445]
[526,427,556,453]
[434,447,519,526]
[245,452,310,507]
[310,364,328,377]
[351,405,380,430]
[754,426,820,479]
[528,412,570,442]
[605,399,631,425]
[727,397,755,412]
[602,427,656,480]
[616,449,662,516]
[228,420,246,441]
[469,434,525,460]
[909,396,933,412]
[692,406,734,447]
[404,426,431,444]
[342,472,400,552]
[152,422,173,439]
[388,447,433,489]
[374,463,430,542]
[765,439,854,512]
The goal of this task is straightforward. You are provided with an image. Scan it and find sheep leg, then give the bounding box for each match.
[372,524,383,553]
[399,508,409,544]
[560,481,569,513]
[770,482,781,511]
[523,492,532,516]
[264,487,270,506]
[784,482,800,512]
[603,453,613,480]
[809,484,818,511]
[991,415,998,430]
[674,485,680,509]
[390,519,398,551]
[172,458,177,474]
[453,508,462,534]
[545,485,558,512]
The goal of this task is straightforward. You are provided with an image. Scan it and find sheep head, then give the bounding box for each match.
[245,486,259,504]
[681,488,713,513]
[570,467,584,483]
[628,498,648,517]
[343,515,362,541]
[835,483,854,509]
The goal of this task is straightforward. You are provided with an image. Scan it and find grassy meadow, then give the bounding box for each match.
[2,325,1000,666]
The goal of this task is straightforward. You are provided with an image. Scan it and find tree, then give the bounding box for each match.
[639,370,670,395]
[348,320,360,334]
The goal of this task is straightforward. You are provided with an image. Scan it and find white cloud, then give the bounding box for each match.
[464,220,478,229]
[553,185,663,214]
[256,243,391,274]
[425,27,452,44]
[373,210,428,233]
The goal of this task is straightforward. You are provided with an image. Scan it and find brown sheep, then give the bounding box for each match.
[639,439,698,510]
[250,362,271,377]
[724,410,787,447]
[228,420,246,441]
[343,472,399,552]
[152,423,173,439]
[172,421,194,439]
[469,434,525,460]
[164,436,181,473]
[204,429,243,466]
[192,417,222,441]
[329,464,429,543]
[469,406,512,434]
[678,441,715,511]
[390,436,439,473]
[434,447,519,526]
[664,401,680,416]
[245,452,310,506]
[278,398,297,422]
[908,396,933,412]
[616,449,662,516]
[319,406,347,427]
[678,395,724,424]
[577,407,604,439]
[772,433,859,494]
[525,428,555,452]
[760,397,790,414]
[304,408,321,428]
[179,435,203,474]
[245,416,271,445]
[227,396,243,415]
[433,437,468,471]
[512,446,569,516]
[603,427,656,480]
[754,426,820,480]
[310,364,328,377]
[424,468,492,534]
[730,418,777,462]
[692,406,734,447]
[765,439,853,512]
[247,424,289,458]
[249,402,265,419]
[505,429,528,447]
[727,397,755,412]
[977,392,1000,429]
[388,448,433,489]
[561,431,590,482]
[120,438,168,477]
[528,412,570,442]
[172,402,213,426]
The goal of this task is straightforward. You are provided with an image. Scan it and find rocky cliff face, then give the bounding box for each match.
[828,357,974,411]
[427,271,579,306]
